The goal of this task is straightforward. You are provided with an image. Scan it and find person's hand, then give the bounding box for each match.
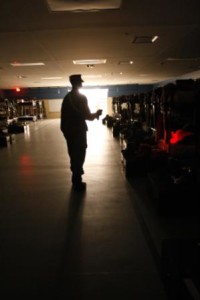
[96,109,103,119]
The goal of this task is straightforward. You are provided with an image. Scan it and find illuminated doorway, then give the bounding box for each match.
[80,88,108,118]
[80,88,108,149]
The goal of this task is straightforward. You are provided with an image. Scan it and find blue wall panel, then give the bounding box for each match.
[107,84,153,97]
[2,84,153,100]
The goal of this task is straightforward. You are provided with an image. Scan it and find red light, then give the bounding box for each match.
[20,155,32,176]
[170,130,193,144]
[16,87,21,92]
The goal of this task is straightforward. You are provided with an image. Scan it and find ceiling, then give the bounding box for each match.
[0,0,200,89]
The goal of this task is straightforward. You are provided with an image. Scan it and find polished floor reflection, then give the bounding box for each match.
[0,119,167,299]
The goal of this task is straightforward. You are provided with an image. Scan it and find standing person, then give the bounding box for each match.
[60,74,102,191]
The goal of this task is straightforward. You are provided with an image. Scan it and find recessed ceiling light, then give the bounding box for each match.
[152,36,159,43]
[73,59,106,65]
[11,62,45,67]
[119,60,134,65]
[132,36,159,44]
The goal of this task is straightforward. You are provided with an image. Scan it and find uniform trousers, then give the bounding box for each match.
[64,131,87,184]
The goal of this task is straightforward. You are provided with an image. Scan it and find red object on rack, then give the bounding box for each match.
[170,129,193,144]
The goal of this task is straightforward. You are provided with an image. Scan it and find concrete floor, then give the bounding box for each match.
[0,119,168,299]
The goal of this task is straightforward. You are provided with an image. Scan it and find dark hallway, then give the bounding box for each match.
[0,119,168,299]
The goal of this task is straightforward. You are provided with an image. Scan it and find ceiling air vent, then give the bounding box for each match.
[46,0,122,12]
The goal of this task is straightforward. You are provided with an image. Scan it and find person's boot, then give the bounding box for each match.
[72,181,86,191]
[72,174,86,191]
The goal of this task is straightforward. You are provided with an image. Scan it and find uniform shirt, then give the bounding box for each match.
[60,90,94,135]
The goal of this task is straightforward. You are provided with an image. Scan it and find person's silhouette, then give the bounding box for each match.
[60,74,102,191]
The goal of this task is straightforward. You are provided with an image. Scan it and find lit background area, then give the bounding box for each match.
[79,89,111,163]
[45,88,109,119]
[80,88,108,117]
[81,88,109,159]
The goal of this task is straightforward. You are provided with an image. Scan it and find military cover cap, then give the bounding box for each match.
[69,74,84,84]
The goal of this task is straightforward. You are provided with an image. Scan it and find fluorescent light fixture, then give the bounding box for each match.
[73,59,106,65]
[17,75,27,78]
[166,57,200,61]
[46,0,122,12]
[41,77,63,80]
[152,35,159,43]
[11,62,45,67]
